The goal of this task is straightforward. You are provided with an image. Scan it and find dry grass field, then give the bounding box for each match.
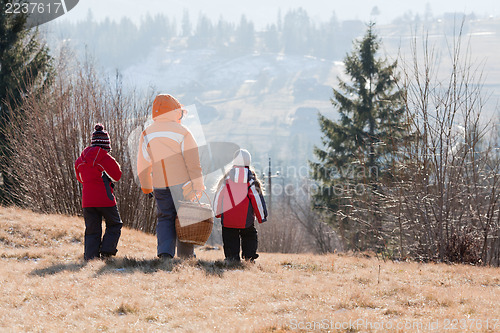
[0,207,499,332]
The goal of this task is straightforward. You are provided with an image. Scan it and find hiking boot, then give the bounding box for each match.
[158,253,173,260]
[243,253,259,263]
[100,252,114,261]
[243,253,259,260]
[224,257,241,264]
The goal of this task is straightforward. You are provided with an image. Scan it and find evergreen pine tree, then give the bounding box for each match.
[234,15,254,54]
[310,23,405,251]
[0,0,52,204]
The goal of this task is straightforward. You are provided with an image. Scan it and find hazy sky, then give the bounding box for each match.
[61,0,499,28]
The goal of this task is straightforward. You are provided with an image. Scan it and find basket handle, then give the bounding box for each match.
[193,190,211,206]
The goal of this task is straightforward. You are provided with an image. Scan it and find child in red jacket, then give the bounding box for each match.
[75,124,123,260]
[214,149,268,262]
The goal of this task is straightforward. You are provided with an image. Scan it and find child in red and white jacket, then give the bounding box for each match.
[75,124,123,260]
[214,149,268,262]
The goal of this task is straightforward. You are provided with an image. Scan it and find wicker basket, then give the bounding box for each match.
[175,192,214,246]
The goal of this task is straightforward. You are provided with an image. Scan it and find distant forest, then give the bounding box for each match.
[49,7,464,69]
[48,6,488,73]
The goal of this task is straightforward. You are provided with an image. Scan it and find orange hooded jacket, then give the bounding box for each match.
[137,94,205,194]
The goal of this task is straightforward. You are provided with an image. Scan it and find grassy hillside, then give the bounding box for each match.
[1,207,499,332]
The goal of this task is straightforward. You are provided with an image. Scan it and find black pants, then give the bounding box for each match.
[222,225,258,261]
[83,206,123,260]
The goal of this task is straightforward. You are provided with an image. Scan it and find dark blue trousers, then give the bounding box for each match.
[154,185,194,258]
[83,206,123,260]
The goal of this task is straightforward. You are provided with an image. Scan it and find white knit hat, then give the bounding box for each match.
[233,149,251,167]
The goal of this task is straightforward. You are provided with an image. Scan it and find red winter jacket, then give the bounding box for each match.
[75,146,122,208]
[214,166,268,229]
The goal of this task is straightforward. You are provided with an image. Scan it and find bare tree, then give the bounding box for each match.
[288,180,342,253]
[7,47,158,233]
[258,179,342,254]
[393,23,500,264]
[257,195,310,254]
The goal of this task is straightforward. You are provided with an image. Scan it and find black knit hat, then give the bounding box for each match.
[91,123,111,151]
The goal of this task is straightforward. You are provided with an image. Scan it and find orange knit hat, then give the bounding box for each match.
[152,94,184,119]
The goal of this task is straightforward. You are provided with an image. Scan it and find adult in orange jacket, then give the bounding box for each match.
[137,94,205,258]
